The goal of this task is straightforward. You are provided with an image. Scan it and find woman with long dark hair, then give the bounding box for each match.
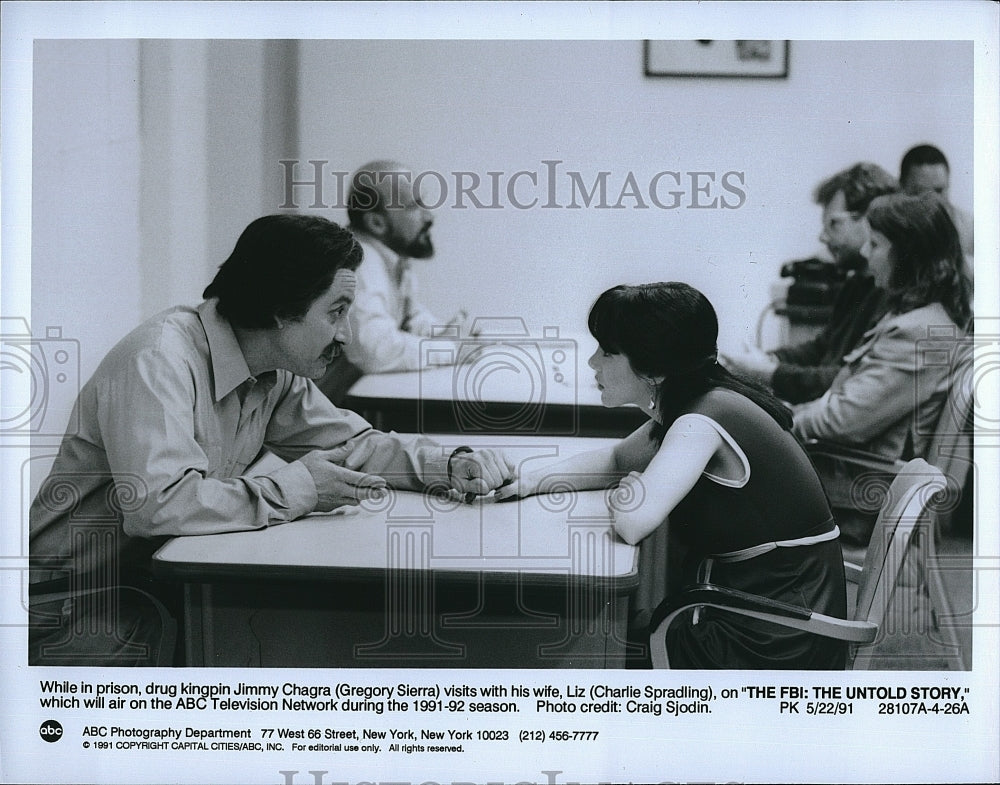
[497,282,847,669]
[792,191,972,544]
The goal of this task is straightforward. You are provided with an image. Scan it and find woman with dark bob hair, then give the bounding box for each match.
[497,282,848,669]
[792,191,972,544]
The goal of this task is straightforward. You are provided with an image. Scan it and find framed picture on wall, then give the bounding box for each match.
[644,40,790,78]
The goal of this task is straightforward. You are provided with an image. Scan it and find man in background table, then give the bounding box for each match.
[317,160,476,404]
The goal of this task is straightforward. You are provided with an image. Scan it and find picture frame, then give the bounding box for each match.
[644,40,790,78]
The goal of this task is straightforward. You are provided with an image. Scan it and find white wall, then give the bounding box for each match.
[295,39,973,350]
[29,39,144,477]
[137,39,299,319]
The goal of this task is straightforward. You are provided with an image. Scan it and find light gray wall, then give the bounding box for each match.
[28,39,295,493]
[295,39,973,346]
[31,39,297,430]
[32,39,144,379]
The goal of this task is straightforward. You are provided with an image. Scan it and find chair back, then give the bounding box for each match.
[851,458,946,667]
[920,336,974,530]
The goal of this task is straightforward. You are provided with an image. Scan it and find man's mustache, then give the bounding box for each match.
[323,342,346,360]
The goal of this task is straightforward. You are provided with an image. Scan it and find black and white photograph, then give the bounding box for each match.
[2,2,998,784]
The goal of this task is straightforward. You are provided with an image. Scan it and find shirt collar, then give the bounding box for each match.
[198,299,256,401]
[358,232,409,281]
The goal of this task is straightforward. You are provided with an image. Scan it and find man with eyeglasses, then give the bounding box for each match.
[316,160,475,403]
[723,162,897,403]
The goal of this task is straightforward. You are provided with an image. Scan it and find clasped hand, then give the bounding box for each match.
[447,448,516,500]
[493,467,541,501]
[302,440,516,511]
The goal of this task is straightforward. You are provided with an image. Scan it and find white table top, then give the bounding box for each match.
[153,435,638,589]
[153,490,638,588]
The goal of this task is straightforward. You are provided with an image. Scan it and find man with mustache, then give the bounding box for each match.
[28,214,513,665]
[317,160,474,402]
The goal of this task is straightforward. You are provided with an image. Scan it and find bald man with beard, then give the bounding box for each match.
[316,161,474,405]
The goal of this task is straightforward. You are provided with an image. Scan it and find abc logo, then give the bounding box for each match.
[39,720,63,742]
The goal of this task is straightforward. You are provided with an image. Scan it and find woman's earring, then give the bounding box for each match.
[647,383,657,410]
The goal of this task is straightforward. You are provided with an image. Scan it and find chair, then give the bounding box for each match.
[29,584,178,667]
[802,333,973,668]
[804,331,974,534]
[648,459,945,669]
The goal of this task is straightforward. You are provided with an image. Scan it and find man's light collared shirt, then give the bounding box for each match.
[344,235,445,372]
[30,300,443,583]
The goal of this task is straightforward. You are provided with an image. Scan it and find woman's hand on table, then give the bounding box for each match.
[492,468,541,501]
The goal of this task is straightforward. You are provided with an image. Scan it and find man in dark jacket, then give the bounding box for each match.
[723,162,896,403]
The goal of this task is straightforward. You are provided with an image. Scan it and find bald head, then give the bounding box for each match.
[347,160,411,221]
[346,160,435,259]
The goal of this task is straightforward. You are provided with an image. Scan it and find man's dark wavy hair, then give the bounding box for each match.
[813,162,898,213]
[900,144,950,187]
[203,214,363,328]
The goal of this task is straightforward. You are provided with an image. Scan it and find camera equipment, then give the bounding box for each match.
[780,257,847,307]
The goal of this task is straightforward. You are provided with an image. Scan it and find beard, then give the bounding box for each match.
[385,222,434,259]
[402,224,434,259]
